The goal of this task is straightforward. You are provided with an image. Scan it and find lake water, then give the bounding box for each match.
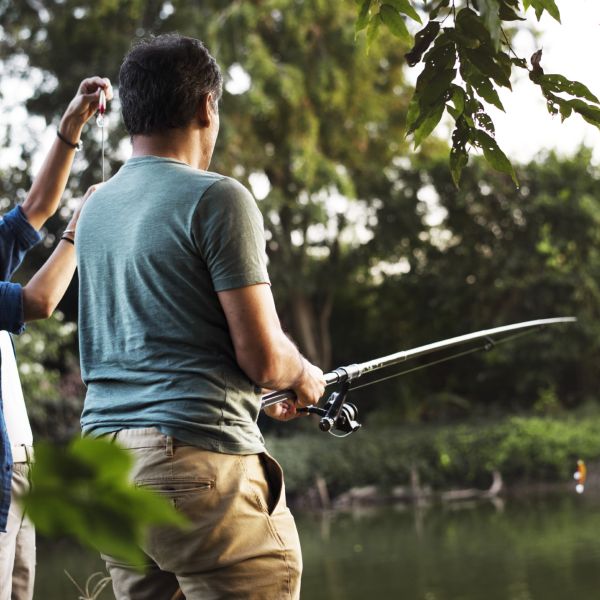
[37,491,600,599]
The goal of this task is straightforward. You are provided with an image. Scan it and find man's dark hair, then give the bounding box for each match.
[119,34,223,135]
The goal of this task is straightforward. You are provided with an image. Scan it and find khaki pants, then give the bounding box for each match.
[0,463,35,600]
[104,428,302,600]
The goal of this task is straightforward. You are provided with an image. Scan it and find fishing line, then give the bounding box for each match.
[96,89,107,181]
[349,328,539,391]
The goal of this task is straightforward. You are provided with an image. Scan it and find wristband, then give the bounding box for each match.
[60,236,75,245]
[57,129,81,151]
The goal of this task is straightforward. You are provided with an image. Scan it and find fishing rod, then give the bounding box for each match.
[261,317,576,436]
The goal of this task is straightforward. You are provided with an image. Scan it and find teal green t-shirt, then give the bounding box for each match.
[77,156,270,454]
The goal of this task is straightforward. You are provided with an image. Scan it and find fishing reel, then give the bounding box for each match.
[301,381,362,436]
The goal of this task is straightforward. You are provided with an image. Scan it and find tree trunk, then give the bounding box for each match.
[289,292,333,369]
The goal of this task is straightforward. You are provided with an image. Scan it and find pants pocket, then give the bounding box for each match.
[259,453,286,516]
[136,478,214,497]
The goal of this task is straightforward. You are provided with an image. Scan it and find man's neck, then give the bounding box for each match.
[131,128,211,170]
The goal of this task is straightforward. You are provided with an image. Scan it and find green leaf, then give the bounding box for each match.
[475,111,495,134]
[456,8,492,46]
[415,38,456,98]
[430,0,451,19]
[539,0,561,22]
[450,84,466,116]
[23,439,188,569]
[355,0,372,34]
[380,4,412,43]
[463,47,511,89]
[471,129,518,185]
[385,0,422,24]
[405,21,441,66]
[567,98,600,128]
[413,102,445,148]
[539,74,600,104]
[511,57,528,69]
[405,94,421,131]
[499,1,525,21]
[462,63,505,110]
[523,0,560,22]
[445,27,481,50]
[558,101,573,122]
[496,51,512,81]
[366,11,381,53]
[478,0,502,51]
[418,67,456,110]
[450,119,470,187]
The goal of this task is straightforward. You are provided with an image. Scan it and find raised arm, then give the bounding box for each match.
[218,283,326,419]
[21,76,113,230]
[22,185,97,321]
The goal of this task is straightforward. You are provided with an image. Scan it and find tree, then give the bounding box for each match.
[330,149,600,422]
[356,0,600,184]
[2,0,419,368]
[198,0,416,367]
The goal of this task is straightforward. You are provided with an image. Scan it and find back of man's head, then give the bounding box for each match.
[119,34,223,136]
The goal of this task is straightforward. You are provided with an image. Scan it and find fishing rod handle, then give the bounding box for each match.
[260,364,362,409]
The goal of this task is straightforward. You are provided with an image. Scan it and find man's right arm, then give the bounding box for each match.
[218,283,326,416]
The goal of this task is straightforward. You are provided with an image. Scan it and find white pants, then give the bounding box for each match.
[0,463,35,600]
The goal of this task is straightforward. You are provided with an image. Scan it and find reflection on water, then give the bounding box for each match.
[37,493,600,599]
[298,492,600,600]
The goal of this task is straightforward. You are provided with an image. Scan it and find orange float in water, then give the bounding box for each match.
[574,459,587,494]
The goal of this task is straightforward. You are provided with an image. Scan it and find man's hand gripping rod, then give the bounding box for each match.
[262,364,363,434]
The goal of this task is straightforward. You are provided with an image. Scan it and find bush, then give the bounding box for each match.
[266,415,600,497]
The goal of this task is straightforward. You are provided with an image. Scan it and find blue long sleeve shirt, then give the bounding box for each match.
[0,206,41,531]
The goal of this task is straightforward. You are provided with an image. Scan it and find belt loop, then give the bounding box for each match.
[166,436,174,457]
[24,445,32,464]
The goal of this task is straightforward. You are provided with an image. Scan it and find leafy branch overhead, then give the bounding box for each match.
[355,0,600,186]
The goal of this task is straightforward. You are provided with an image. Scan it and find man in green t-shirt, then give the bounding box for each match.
[76,34,325,600]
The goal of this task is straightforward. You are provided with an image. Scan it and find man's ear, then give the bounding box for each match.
[197,93,215,128]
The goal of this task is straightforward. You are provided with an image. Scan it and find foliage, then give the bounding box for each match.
[328,149,600,421]
[0,0,420,369]
[23,437,187,568]
[355,0,600,184]
[268,413,600,496]
[200,0,416,367]
[15,312,83,440]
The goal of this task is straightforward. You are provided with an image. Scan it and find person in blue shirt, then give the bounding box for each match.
[0,76,112,600]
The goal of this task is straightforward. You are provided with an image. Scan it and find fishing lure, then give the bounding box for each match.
[96,89,107,181]
[574,459,586,494]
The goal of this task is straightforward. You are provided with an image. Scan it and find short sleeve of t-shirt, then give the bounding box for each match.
[191,177,270,292]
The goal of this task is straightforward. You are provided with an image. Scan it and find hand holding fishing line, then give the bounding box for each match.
[59,76,113,135]
[56,77,112,182]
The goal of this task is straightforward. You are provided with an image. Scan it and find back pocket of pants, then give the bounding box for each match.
[136,478,214,497]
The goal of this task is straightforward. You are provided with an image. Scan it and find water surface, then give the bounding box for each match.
[37,492,600,599]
